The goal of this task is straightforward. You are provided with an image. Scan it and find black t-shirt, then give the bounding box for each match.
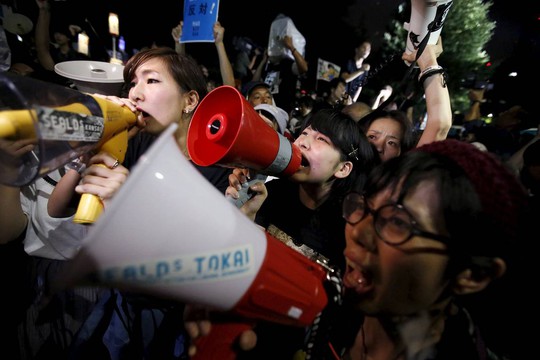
[255,178,347,272]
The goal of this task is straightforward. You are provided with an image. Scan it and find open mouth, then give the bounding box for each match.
[300,154,310,168]
[344,263,374,295]
[136,106,150,119]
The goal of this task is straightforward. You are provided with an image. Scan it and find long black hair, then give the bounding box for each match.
[358,108,417,153]
[303,108,379,198]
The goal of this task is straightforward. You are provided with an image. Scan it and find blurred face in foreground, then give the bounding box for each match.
[343,179,451,316]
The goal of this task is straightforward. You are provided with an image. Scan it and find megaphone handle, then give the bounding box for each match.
[232,174,268,208]
[72,129,129,224]
[191,322,254,360]
[73,193,103,224]
[72,163,107,224]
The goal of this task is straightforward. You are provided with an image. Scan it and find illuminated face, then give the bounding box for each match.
[356,42,371,59]
[248,86,273,107]
[292,126,348,184]
[366,117,404,162]
[128,58,187,135]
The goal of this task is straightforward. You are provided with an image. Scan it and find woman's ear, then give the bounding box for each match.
[184,90,200,114]
[334,161,353,179]
[452,257,506,295]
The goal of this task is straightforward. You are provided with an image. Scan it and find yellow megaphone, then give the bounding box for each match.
[0,72,137,223]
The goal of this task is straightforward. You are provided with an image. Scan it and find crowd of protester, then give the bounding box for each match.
[1,1,537,359]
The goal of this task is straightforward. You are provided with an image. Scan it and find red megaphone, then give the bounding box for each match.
[187,85,301,177]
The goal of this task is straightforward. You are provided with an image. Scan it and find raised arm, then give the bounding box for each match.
[251,48,268,82]
[35,0,55,71]
[171,21,186,55]
[406,38,452,147]
[463,88,485,121]
[283,35,308,75]
[371,85,393,110]
[213,22,235,87]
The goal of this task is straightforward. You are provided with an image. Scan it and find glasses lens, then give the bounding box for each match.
[343,193,366,224]
[376,205,413,244]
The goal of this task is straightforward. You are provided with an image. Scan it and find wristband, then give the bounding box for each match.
[419,67,447,88]
[418,65,443,81]
[66,158,86,175]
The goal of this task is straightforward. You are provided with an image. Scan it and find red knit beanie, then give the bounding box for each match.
[415,139,527,242]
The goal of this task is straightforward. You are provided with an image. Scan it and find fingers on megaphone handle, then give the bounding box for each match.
[232,167,251,186]
[86,151,121,169]
[73,162,120,224]
[189,319,256,359]
[184,305,256,358]
[227,173,268,209]
[231,176,264,208]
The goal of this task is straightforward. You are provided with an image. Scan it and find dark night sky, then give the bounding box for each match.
[9,0,538,64]
[6,0,540,108]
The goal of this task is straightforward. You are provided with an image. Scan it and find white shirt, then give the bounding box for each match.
[20,169,88,260]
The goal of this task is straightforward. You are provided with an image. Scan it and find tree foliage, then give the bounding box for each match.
[379,0,496,116]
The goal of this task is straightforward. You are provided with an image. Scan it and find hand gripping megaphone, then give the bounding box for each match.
[187,85,302,206]
[404,0,453,57]
[55,123,329,357]
[0,72,137,224]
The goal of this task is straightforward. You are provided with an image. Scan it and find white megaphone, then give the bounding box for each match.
[404,0,453,56]
[54,60,125,96]
[56,123,328,328]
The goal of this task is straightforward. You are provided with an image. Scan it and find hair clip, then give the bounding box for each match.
[348,145,359,161]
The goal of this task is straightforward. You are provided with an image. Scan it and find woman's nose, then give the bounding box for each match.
[295,136,309,149]
[129,84,143,101]
[370,138,384,153]
[349,218,378,253]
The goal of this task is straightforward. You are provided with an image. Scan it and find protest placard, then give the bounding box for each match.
[180,0,220,43]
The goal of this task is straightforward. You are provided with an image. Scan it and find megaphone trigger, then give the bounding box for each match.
[230,173,268,208]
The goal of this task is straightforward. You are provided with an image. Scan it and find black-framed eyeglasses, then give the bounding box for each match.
[342,192,451,246]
